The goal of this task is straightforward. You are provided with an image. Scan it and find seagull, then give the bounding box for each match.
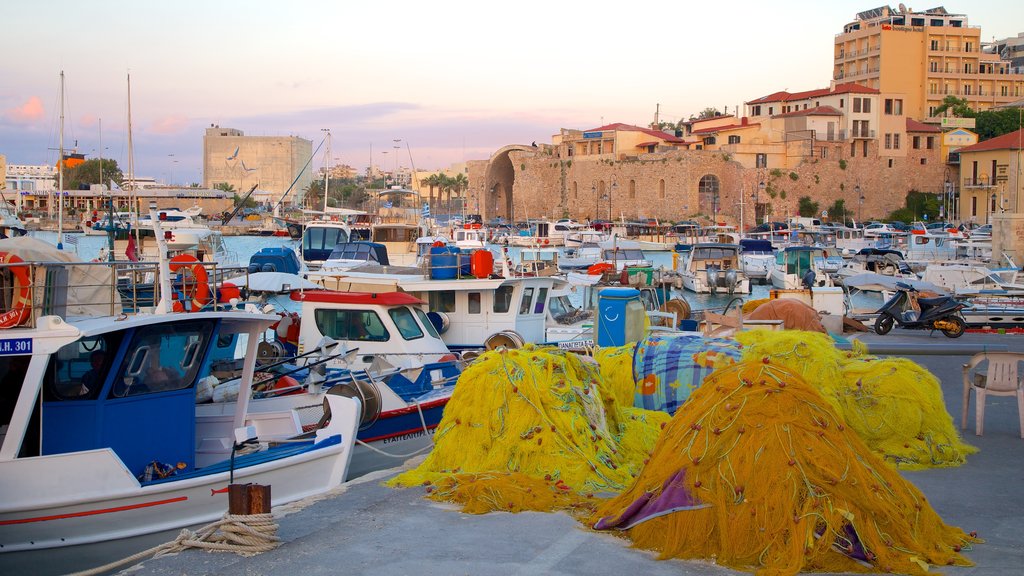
[241,159,257,173]
[226,146,239,161]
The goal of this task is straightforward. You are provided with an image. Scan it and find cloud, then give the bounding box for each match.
[4,96,44,123]
[149,115,189,135]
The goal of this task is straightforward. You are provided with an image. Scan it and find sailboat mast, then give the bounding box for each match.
[323,129,330,213]
[57,70,65,250]
[126,72,140,251]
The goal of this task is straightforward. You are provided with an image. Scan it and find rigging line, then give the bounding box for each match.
[271,134,327,213]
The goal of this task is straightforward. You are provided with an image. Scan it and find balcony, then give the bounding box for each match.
[963,176,994,188]
[947,152,960,165]
[851,129,876,139]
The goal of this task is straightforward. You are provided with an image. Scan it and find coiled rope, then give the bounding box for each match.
[68,512,279,576]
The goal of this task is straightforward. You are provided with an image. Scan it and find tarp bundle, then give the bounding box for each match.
[592,360,979,576]
[388,345,669,512]
[733,330,977,469]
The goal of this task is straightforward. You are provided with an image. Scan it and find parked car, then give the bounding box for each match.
[749,221,789,233]
[971,224,992,237]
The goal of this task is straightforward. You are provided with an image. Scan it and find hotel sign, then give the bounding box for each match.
[583,131,603,139]
[881,24,924,32]
[941,118,976,129]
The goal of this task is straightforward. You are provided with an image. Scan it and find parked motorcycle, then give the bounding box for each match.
[873,283,966,338]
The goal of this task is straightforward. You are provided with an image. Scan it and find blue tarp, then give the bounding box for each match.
[631,333,741,415]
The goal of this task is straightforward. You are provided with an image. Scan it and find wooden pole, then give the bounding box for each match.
[228,484,272,515]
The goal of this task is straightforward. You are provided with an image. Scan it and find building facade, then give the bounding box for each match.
[833,6,1024,120]
[202,126,313,205]
[956,128,1024,224]
[990,32,1024,74]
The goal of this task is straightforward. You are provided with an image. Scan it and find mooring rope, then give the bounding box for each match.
[67,512,280,576]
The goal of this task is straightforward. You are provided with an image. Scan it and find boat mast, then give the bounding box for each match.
[57,70,65,250]
[127,72,140,251]
[323,129,330,213]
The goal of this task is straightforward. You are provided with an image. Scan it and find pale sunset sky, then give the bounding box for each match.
[1,0,1022,185]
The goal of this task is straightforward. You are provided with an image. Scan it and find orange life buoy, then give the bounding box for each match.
[587,262,615,276]
[0,252,32,328]
[543,238,550,245]
[169,254,212,312]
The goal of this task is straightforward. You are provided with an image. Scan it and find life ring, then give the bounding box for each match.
[0,252,32,328]
[169,254,212,312]
[543,238,550,245]
[587,262,615,276]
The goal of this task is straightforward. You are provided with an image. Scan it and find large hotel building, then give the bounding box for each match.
[833,5,1024,120]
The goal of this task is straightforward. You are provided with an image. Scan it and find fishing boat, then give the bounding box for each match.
[0,243,360,553]
[770,246,834,289]
[677,243,750,295]
[0,202,27,239]
[738,238,775,284]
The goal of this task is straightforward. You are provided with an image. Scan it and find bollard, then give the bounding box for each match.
[228,484,272,515]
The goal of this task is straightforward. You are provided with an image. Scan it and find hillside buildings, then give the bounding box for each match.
[202,126,313,205]
[956,128,1024,223]
[833,6,1024,120]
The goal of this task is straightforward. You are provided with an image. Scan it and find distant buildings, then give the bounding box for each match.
[202,126,313,205]
[833,6,1024,120]
[990,32,1024,75]
[956,128,1024,223]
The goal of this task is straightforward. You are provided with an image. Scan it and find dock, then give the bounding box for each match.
[43,332,1024,575]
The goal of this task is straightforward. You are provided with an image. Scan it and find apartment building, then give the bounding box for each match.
[833,6,1024,120]
[956,128,1024,223]
[552,124,687,160]
[202,126,313,204]
[990,32,1024,74]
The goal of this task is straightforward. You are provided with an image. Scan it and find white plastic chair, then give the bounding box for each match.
[961,352,1024,438]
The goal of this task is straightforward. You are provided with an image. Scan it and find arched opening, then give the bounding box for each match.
[482,145,535,222]
[698,175,720,218]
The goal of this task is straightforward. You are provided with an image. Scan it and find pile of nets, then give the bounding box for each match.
[388,345,669,513]
[733,330,977,469]
[592,360,979,576]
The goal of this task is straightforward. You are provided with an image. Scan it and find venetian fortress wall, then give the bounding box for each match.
[467,143,945,224]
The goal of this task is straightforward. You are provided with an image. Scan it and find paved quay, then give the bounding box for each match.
[128,330,1024,576]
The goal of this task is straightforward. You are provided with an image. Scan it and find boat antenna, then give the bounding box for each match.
[322,129,331,213]
[100,118,116,260]
[57,70,65,250]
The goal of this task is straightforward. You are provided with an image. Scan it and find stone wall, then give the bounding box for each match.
[468,139,946,225]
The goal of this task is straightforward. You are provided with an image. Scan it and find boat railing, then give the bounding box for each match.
[0,259,247,329]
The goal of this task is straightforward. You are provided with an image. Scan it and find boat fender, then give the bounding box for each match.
[0,252,32,328]
[587,262,615,276]
[169,254,212,312]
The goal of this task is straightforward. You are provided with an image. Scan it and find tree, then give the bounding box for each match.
[450,173,468,211]
[827,199,850,224]
[886,191,940,223]
[797,196,820,217]
[421,174,441,210]
[932,95,974,118]
[213,182,236,194]
[58,158,123,191]
[695,107,721,120]
[974,108,1024,140]
[302,180,323,210]
[232,193,257,209]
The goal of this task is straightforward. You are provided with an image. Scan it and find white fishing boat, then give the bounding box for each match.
[0,241,360,553]
[738,239,775,284]
[677,243,750,294]
[770,246,834,289]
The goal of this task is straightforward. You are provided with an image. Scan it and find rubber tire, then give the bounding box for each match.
[941,316,966,339]
[874,313,895,335]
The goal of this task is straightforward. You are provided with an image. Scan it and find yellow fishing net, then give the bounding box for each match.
[388,345,669,512]
[732,331,976,469]
[742,298,771,314]
[591,360,979,576]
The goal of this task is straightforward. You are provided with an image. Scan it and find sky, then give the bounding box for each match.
[2,0,1022,186]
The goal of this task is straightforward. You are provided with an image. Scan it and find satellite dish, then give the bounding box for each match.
[898,3,907,13]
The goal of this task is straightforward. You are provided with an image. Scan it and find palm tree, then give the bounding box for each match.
[422,174,440,211]
[438,174,454,213]
[451,173,468,213]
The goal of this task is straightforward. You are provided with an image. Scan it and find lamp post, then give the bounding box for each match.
[609,175,617,220]
[591,180,598,223]
[856,184,863,224]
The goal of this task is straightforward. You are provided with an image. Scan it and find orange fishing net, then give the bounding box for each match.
[591,360,979,576]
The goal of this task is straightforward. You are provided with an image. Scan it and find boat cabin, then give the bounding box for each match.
[302,221,351,268]
[321,241,390,272]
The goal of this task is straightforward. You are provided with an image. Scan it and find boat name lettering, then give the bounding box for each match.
[0,338,32,355]
[383,429,435,445]
[557,339,594,350]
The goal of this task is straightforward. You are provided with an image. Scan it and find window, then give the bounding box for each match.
[659,179,666,199]
[885,133,892,149]
[110,320,214,398]
[965,41,973,52]
[913,136,921,149]
[314,309,389,343]
[493,285,514,313]
[839,98,844,109]
[389,307,424,340]
[413,308,440,339]
[629,180,636,199]
[698,175,721,214]
[964,84,972,95]
[971,196,977,216]
[921,158,927,165]
[820,147,828,159]
[851,142,856,156]
[894,133,900,149]
[862,98,871,113]
[756,153,767,168]
[862,140,868,157]
[752,105,761,116]
[428,291,456,312]
[467,292,481,314]
[888,158,894,168]
[930,39,939,50]
[534,287,548,314]
[519,287,535,315]
[45,334,123,400]
[703,136,716,145]
[853,98,861,113]
[768,106,774,115]
[728,135,741,144]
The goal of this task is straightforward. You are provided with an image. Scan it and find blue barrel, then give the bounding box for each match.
[458,252,472,276]
[596,287,641,347]
[430,246,459,279]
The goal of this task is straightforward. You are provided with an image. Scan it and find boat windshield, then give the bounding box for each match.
[413,307,440,339]
[388,307,424,341]
[304,226,349,251]
[111,319,215,398]
[314,309,390,342]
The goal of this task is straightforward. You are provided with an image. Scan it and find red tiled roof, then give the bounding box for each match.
[635,141,660,147]
[772,105,843,118]
[691,122,760,135]
[583,123,685,143]
[747,82,879,105]
[955,128,1024,153]
[906,118,941,133]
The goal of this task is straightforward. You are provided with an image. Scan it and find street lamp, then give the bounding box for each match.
[856,184,863,224]
[609,175,617,220]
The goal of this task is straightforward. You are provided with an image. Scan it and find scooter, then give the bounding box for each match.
[873,283,966,338]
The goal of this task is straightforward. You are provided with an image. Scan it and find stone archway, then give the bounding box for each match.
[483,145,535,222]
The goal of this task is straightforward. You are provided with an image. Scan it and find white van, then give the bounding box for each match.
[787,217,822,229]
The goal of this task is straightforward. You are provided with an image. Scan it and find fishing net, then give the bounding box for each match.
[733,330,977,469]
[592,360,979,576]
[388,345,668,512]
